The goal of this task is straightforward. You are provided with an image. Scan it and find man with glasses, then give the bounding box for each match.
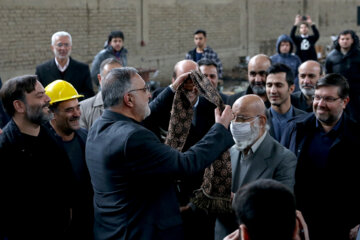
[215,94,296,240]
[281,73,360,240]
[85,67,234,240]
[35,31,94,99]
[227,54,272,107]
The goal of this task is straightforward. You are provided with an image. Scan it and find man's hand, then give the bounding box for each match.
[172,72,191,90]
[223,229,240,240]
[306,16,313,25]
[215,105,233,129]
[0,128,2,134]
[295,14,302,25]
[294,210,309,240]
[349,224,360,240]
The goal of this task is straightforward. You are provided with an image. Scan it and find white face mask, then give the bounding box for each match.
[230,118,260,151]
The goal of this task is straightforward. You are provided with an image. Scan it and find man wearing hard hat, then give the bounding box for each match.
[45,80,94,239]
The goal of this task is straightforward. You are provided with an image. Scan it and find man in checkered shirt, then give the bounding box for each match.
[185,29,223,78]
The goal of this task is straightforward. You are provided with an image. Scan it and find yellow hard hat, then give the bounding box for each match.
[45,80,84,105]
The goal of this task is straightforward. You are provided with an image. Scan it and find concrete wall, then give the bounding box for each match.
[1,0,360,85]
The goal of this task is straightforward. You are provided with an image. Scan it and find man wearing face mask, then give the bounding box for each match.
[214,94,297,240]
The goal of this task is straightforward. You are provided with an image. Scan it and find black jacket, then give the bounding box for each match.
[290,25,319,62]
[35,57,94,99]
[280,113,360,240]
[0,120,75,239]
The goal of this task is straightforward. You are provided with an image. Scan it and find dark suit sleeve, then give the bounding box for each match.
[82,65,95,99]
[126,123,234,178]
[290,25,299,44]
[311,25,320,42]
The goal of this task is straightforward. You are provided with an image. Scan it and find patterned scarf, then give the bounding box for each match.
[165,70,232,214]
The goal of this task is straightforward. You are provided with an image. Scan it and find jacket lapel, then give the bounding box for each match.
[240,133,271,186]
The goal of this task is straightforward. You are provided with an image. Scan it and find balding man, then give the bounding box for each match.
[227,54,272,107]
[215,94,297,240]
[150,59,229,239]
[291,60,323,112]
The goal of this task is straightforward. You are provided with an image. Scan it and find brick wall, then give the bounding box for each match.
[1,0,360,86]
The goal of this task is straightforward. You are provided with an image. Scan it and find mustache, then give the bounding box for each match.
[301,83,315,88]
[69,116,80,121]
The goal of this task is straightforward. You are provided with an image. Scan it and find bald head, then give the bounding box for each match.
[248,54,272,70]
[247,54,271,96]
[231,94,267,151]
[172,60,198,80]
[233,94,266,118]
[298,60,322,97]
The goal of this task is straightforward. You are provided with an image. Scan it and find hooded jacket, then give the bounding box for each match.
[270,34,302,79]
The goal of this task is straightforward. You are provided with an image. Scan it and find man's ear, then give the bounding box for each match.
[123,93,134,107]
[240,224,250,240]
[289,83,295,94]
[13,100,26,113]
[97,74,102,86]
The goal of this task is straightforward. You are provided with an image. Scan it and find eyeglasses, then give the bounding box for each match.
[128,85,150,94]
[312,95,341,103]
[55,43,71,48]
[234,115,260,123]
[249,71,267,77]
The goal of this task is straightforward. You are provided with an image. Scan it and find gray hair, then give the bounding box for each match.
[99,58,123,79]
[102,67,137,108]
[51,31,72,46]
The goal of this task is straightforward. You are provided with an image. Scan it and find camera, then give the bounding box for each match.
[302,15,307,21]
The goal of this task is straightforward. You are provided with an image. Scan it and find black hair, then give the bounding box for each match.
[316,73,350,99]
[108,30,125,44]
[266,63,294,87]
[0,75,37,116]
[194,29,206,37]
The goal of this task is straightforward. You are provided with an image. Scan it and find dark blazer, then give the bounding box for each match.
[214,132,296,240]
[35,57,94,99]
[291,91,313,112]
[280,113,360,240]
[85,96,234,239]
[266,106,307,142]
[0,120,74,239]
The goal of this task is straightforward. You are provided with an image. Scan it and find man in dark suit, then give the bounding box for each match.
[281,73,360,240]
[215,94,296,240]
[151,59,229,239]
[85,67,234,240]
[35,31,94,99]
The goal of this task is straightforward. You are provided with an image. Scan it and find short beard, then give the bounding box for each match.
[26,103,52,125]
[251,84,266,95]
[300,86,315,97]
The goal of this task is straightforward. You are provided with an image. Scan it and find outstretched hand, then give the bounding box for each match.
[215,105,233,129]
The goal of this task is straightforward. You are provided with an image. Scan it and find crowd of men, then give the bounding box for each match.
[1,14,360,240]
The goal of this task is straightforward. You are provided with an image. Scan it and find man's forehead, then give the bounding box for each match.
[267,72,286,81]
[55,36,70,42]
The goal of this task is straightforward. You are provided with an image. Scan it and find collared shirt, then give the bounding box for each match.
[306,114,343,169]
[236,131,268,188]
[270,106,295,142]
[55,57,70,72]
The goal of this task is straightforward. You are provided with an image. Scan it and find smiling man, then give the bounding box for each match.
[280,73,360,240]
[36,31,94,99]
[0,75,75,239]
[265,63,305,142]
[45,80,94,239]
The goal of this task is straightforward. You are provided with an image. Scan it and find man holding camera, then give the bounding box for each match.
[290,14,320,62]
